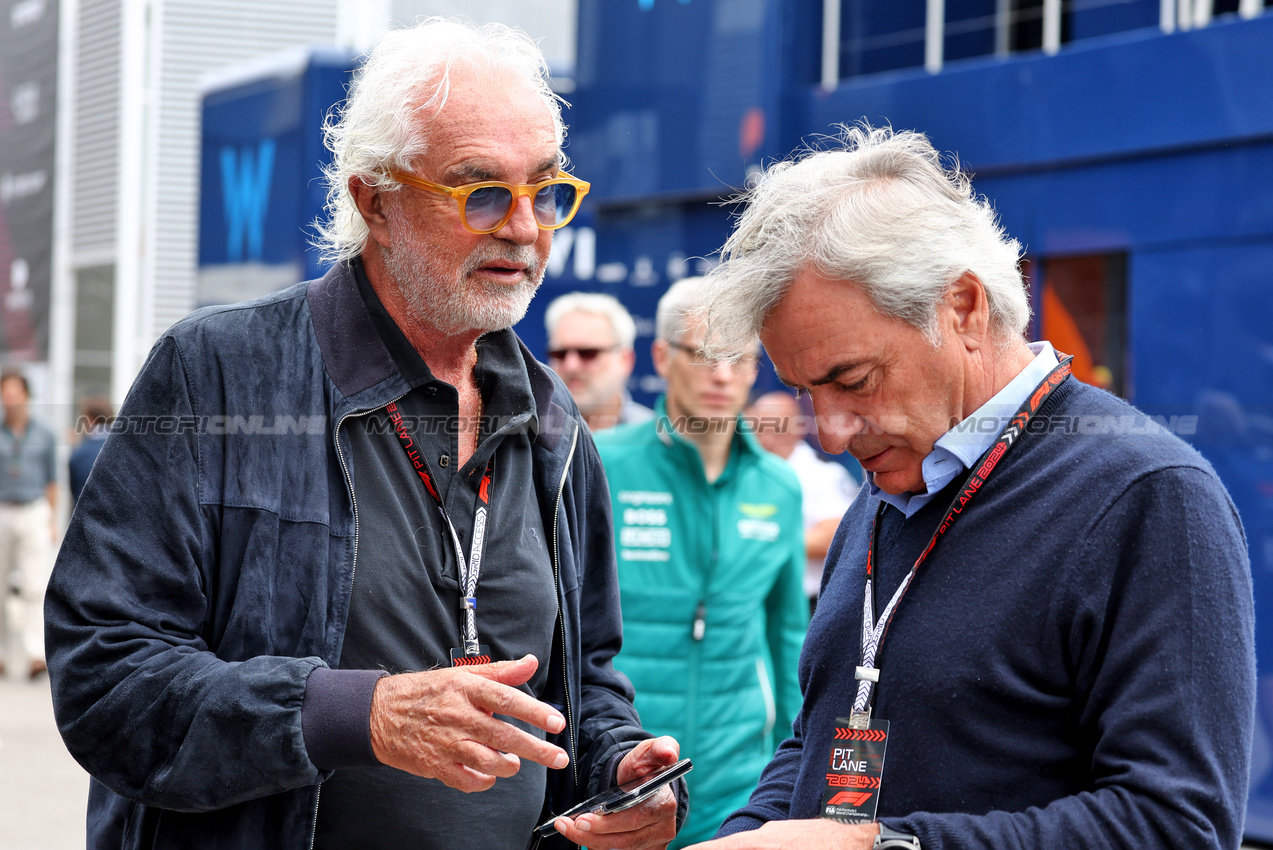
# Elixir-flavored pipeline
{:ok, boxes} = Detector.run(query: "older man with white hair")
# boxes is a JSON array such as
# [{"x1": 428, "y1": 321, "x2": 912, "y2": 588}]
[
  {"x1": 545, "y1": 291, "x2": 654, "y2": 431},
  {"x1": 46, "y1": 18, "x2": 683, "y2": 850},
  {"x1": 690, "y1": 125, "x2": 1254, "y2": 850}
]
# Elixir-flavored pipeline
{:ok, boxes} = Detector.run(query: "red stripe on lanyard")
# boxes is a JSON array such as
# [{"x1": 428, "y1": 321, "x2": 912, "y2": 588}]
[
  {"x1": 385, "y1": 400, "x2": 495, "y2": 657},
  {"x1": 386, "y1": 401, "x2": 441, "y2": 501},
  {"x1": 853, "y1": 357, "x2": 1072, "y2": 717}
]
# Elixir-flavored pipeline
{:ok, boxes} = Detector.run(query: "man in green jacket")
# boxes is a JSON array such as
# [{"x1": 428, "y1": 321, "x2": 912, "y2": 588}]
[{"x1": 594, "y1": 276, "x2": 808, "y2": 847}]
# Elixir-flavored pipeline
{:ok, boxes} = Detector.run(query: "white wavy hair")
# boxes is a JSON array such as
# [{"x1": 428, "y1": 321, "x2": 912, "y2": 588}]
[
  {"x1": 313, "y1": 17, "x2": 566, "y2": 264},
  {"x1": 656, "y1": 276, "x2": 720, "y2": 343},
  {"x1": 545, "y1": 292, "x2": 639, "y2": 349},
  {"x1": 702, "y1": 123, "x2": 1030, "y2": 357}
]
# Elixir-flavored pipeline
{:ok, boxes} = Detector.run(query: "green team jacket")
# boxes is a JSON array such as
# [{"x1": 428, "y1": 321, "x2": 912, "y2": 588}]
[{"x1": 594, "y1": 399, "x2": 807, "y2": 847}]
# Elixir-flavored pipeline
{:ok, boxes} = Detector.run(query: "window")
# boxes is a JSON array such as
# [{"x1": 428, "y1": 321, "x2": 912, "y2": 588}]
[
  {"x1": 1031, "y1": 253, "x2": 1128, "y2": 397},
  {"x1": 832, "y1": 0, "x2": 1165, "y2": 81},
  {"x1": 74, "y1": 265, "x2": 114, "y2": 402},
  {"x1": 838, "y1": 0, "x2": 927, "y2": 77}
]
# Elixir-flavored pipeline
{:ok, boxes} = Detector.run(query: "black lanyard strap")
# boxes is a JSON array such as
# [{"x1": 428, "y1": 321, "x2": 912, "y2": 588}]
[
  {"x1": 851, "y1": 356, "x2": 1073, "y2": 723},
  {"x1": 386, "y1": 400, "x2": 495, "y2": 657}
]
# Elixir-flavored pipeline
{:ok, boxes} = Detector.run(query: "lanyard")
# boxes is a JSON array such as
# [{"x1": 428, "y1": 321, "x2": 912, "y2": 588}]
[
  {"x1": 851, "y1": 357, "x2": 1072, "y2": 725},
  {"x1": 386, "y1": 400, "x2": 495, "y2": 657}
]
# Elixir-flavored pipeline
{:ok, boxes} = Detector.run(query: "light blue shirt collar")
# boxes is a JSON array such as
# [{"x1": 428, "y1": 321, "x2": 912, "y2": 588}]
[{"x1": 870, "y1": 341, "x2": 1060, "y2": 518}]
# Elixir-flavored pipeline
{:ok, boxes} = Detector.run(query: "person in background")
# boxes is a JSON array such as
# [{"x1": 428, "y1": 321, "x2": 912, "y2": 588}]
[
  {"x1": 545, "y1": 291, "x2": 654, "y2": 431},
  {"x1": 45, "y1": 19, "x2": 683, "y2": 850},
  {"x1": 0, "y1": 369, "x2": 57, "y2": 680},
  {"x1": 594, "y1": 276, "x2": 807, "y2": 847},
  {"x1": 747, "y1": 390, "x2": 859, "y2": 612},
  {"x1": 690, "y1": 124, "x2": 1254, "y2": 850},
  {"x1": 68, "y1": 394, "x2": 113, "y2": 505}
]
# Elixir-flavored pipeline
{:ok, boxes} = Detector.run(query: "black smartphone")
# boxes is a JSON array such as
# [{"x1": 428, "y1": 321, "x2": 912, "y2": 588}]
[{"x1": 533, "y1": 757, "x2": 692, "y2": 838}]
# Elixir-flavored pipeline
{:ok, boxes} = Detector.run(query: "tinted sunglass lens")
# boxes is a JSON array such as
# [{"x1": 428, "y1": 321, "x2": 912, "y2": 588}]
[
  {"x1": 534, "y1": 183, "x2": 577, "y2": 227},
  {"x1": 465, "y1": 185, "x2": 514, "y2": 231},
  {"x1": 548, "y1": 348, "x2": 602, "y2": 362}
]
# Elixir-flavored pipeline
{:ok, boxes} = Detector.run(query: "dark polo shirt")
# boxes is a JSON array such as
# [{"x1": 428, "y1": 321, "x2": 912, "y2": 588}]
[{"x1": 312, "y1": 264, "x2": 557, "y2": 850}]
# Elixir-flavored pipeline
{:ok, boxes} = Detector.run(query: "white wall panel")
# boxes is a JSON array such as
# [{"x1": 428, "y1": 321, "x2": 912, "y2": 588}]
[
  {"x1": 69, "y1": 0, "x2": 121, "y2": 258},
  {"x1": 144, "y1": 0, "x2": 338, "y2": 345}
]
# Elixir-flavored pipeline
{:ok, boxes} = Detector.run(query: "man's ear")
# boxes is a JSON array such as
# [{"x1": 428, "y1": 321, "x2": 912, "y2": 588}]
[
  {"x1": 651, "y1": 340, "x2": 670, "y2": 379},
  {"x1": 350, "y1": 177, "x2": 392, "y2": 249},
  {"x1": 948, "y1": 271, "x2": 991, "y2": 351}
]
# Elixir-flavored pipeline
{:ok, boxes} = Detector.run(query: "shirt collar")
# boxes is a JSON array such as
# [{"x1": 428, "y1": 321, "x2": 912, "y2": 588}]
[{"x1": 870, "y1": 341, "x2": 1059, "y2": 517}]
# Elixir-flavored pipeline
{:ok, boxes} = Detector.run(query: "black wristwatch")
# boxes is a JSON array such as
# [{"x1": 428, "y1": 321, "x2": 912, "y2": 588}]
[{"x1": 873, "y1": 824, "x2": 921, "y2": 849}]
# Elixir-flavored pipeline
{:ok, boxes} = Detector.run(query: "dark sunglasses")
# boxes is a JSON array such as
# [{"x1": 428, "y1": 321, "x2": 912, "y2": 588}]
[{"x1": 547, "y1": 346, "x2": 618, "y2": 363}]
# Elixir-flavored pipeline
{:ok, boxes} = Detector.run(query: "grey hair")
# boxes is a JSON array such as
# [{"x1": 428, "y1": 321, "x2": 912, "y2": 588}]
[
  {"x1": 312, "y1": 17, "x2": 567, "y2": 264},
  {"x1": 703, "y1": 123, "x2": 1029, "y2": 357},
  {"x1": 657, "y1": 276, "x2": 735, "y2": 343},
  {"x1": 544, "y1": 292, "x2": 638, "y2": 349}
]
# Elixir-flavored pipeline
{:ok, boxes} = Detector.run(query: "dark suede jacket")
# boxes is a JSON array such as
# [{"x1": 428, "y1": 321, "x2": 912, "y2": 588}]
[{"x1": 46, "y1": 262, "x2": 649, "y2": 849}]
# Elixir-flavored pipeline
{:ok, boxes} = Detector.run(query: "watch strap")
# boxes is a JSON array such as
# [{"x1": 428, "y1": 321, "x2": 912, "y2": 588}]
[{"x1": 874, "y1": 824, "x2": 921, "y2": 849}]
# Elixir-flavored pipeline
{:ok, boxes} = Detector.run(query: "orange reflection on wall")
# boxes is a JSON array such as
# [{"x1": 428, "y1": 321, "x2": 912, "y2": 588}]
[{"x1": 1038, "y1": 254, "x2": 1126, "y2": 396}]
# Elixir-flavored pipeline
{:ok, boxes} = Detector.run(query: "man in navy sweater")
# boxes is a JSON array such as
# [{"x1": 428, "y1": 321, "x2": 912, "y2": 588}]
[{"x1": 690, "y1": 125, "x2": 1255, "y2": 850}]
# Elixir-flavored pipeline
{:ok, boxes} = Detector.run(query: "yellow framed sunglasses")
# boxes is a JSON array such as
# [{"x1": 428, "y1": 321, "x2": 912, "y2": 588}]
[{"x1": 388, "y1": 169, "x2": 591, "y2": 234}]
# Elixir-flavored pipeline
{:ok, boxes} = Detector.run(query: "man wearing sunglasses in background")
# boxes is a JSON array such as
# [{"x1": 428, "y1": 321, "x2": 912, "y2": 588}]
[
  {"x1": 46, "y1": 18, "x2": 683, "y2": 850},
  {"x1": 594, "y1": 276, "x2": 807, "y2": 847},
  {"x1": 545, "y1": 292, "x2": 654, "y2": 432}
]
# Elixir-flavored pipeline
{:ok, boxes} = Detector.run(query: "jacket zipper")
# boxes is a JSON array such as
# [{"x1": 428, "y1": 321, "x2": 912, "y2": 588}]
[
  {"x1": 686, "y1": 473, "x2": 723, "y2": 757},
  {"x1": 552, "y1": 423, "x2": 580, "y2": 795},
  {"x1": 309, "y1": 394, "x2": 409, "y2": 850}
]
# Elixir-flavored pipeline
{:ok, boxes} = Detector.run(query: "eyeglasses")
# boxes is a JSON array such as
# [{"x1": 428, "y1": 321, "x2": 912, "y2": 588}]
[
  {"x1": 388, "y1": 169, "x2": 591, "y2": 234},
  {"x1": 547, "y1": 345, "x2": 618, "y2": 363},
  {"x1": 666, "y1": 340, "x2": 758, "y2": 373}
]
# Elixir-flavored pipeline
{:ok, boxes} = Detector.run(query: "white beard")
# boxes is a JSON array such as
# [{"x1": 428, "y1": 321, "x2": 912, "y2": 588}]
[{"x1": 382, "y1": 215, "x2": 544, "y2": 336}]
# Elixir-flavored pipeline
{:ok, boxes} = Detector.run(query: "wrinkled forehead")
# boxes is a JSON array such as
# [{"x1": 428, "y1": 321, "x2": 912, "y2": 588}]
[{"x1": 398, "y1": 70, "x2": 561, "y2": 188}]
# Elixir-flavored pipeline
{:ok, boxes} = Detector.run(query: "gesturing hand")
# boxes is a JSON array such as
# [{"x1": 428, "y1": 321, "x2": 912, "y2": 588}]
[{"x1": 369, "y1": 654, "x2": 569, "y2": 792}]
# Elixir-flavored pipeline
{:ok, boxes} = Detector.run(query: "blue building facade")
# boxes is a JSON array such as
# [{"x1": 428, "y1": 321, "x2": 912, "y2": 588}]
[
  {"x1": 552, "y1": 0, "x2": 1273, "y2": 840},
  {"x1": 198, "y1": 49, "x2": 353, "y2": 307}
]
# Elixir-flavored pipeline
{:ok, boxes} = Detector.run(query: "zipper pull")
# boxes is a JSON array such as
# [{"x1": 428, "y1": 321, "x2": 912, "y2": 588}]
[{"x1": 692, "y1": 601, "x2": 706, "y2": 641}]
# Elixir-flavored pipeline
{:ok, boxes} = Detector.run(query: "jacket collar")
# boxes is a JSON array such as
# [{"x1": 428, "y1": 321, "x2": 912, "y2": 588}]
[{"x1": 305, "y1": 261, "x2": 400, "y2": 401}]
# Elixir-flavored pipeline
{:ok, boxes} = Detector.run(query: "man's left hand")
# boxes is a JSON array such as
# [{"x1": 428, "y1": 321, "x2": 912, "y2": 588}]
[
  {"x1": 550, "y1": 736, "x2": 682, "y2": 850},
  {"x1": 684, "y1": 819, "x2": 879, "y2": 849}
]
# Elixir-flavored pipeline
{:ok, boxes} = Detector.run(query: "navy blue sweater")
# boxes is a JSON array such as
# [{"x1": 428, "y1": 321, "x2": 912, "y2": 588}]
[{"x1": 718, "y1": 379, "x2": 1255, "y2": 849}]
